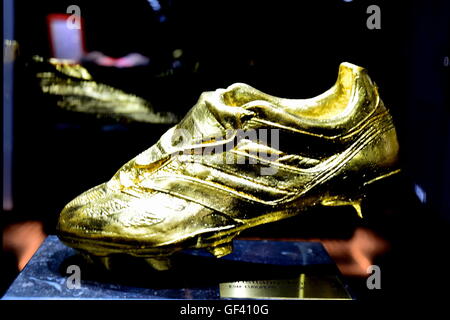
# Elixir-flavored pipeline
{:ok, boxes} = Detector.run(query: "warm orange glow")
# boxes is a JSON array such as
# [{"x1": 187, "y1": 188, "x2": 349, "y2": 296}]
[
  {"x1": 3, "y1": 221, "x2": 46, "y2": 271},
  {"x1": 320, "y1": 228, "x2": 390, "y2": 276},
  {"x1": 241, "y1": 227, "x2": 390, "y2": 277}
]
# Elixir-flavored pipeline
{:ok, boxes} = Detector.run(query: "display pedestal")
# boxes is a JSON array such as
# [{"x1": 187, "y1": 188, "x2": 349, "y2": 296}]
[{"x1": 2, "y1": 236, "x2": 353, "y2": 300}]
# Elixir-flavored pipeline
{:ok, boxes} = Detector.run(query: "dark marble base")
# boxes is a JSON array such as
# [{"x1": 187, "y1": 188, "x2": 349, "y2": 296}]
[{"x1": 2, "y1": 236, "x2": 353, "y2": 300}]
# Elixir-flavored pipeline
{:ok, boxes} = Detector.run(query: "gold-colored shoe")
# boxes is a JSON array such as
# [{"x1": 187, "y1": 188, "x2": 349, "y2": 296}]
[
  {"x1": 33, "y1": 56, "x2": 178, "y2": 124},
  {"x1": 57, "y1": 62, "x2": 400, "y2": 270}
]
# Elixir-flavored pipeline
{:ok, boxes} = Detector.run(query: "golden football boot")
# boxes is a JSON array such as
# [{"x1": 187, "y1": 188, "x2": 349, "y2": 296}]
[
  {"x1": 57, "y1": 62, "x2": 400, "y2": 270},
  {"x1": 32, "y1": 56, "x2": 178, "y2": 124}
]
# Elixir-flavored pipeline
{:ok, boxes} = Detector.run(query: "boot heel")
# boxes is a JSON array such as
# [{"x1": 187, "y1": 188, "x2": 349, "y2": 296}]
[
  {"x1": 321, "y1": 168, "x2": 402, "y2": 218},
  {"x1": 321, "y1": 197, "x2": 364, "y2": 218}
]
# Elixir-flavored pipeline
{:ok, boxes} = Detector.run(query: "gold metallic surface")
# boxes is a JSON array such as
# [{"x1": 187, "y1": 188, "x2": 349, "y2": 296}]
[
  {"x1": 57, "y1": 62, "x2": 400, "y2": 265},
  {"x1": 219, "y1": 275, "x2": 352, "y2": 300},
  {"x1": 34, "y1": 56, "x2": 178, "y2": 124}
]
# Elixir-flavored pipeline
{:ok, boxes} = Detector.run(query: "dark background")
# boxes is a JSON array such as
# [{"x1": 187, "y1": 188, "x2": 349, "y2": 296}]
[{"x1": 2, "y1": 0, "x2": 450, "y2": 302}]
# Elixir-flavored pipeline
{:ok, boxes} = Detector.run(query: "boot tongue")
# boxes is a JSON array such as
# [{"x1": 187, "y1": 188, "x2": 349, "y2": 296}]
[{"x1": 133, "y1": 89, "x2": 254, "y2": 167}]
